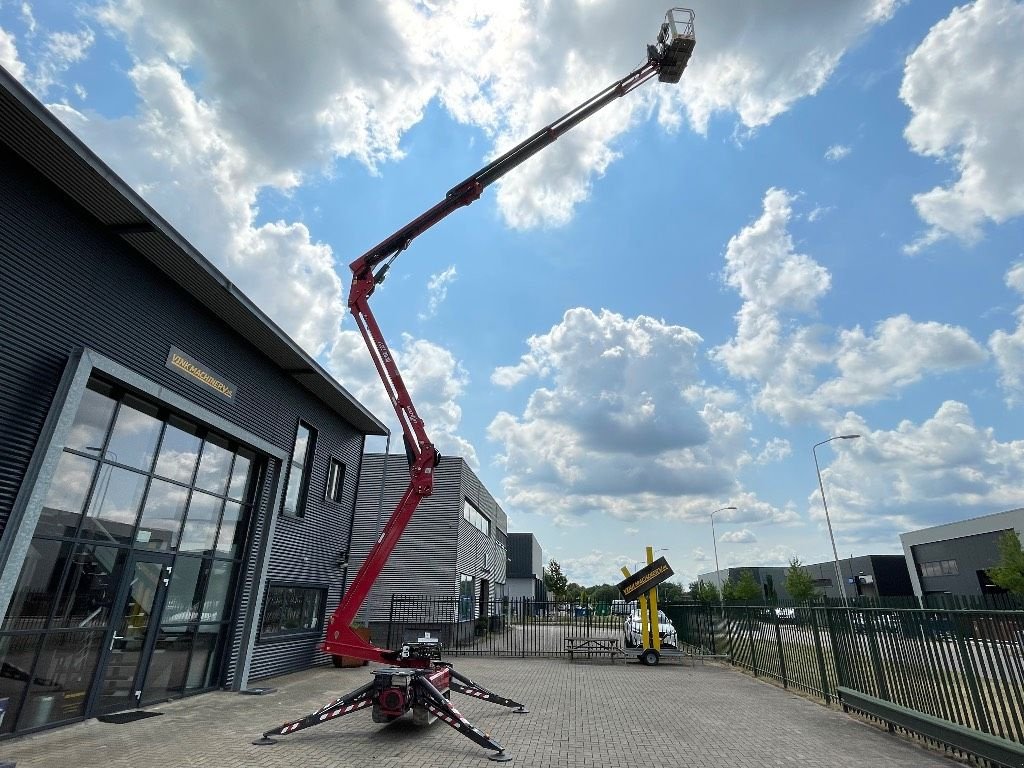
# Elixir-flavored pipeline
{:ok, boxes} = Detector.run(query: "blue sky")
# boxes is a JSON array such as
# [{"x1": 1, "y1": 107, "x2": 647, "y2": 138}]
[{"x1": 3, "y1": 1, "x2": 1023, "y2": 587}]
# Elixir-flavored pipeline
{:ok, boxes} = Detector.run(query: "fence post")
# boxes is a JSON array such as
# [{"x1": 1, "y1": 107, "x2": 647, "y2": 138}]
[
  {"x1": 747, "y1": 605, "x2": 758, "y2": 677},
  {"x1": 773, "y1": 608, "x2": 787, "y2": 689},
  {"x1": 949, "y1": 610, "x2": 990, "y2": 733},
  {"x1": 863, "y1": 611, "x2": 890, "y2": 702},
  {"x1": 809, "y1": 607, "x2": 831, "y2": 704}
]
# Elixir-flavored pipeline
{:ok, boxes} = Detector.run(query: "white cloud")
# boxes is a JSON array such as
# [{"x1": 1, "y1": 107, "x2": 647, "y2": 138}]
[
  {"x1": 420, "y1": 265, "x2": 457, "y2": 320},
  {"x1": 807, "y1": 205, "x2": 833, "y2": 222},
  {"x1": 0, "y1": 26, "x2": 27, "y2": 79},
  {"x1": 824, "y1": 144, "x2": 850, "y2": 162},
  {"x1": 559, "y1": 550, "x2": 632, "y2": 585},
  {"x1": 990, "y1": 262, "x2": 1024, "y2": 405},
  {"x1": 624, "y1": 527, "x2": 640, "y2": 536},
  {"x1": 328, "y1": 330, "x2": 478, "y2": 467},
  {"x1": 901, "y1": 0, "x2": 1024, "y2": 250},
  {"x1": 488, "y1": 307, "x2": 793, "y2": 525},
  {"x1": 755, "y1": 438, "x2": 791, "y2": 464},
  {"x1": 720, "y1": 529, "x2": 757, "y2": 544},
  {"x1": 807, "y1": 402, "x2": 1024, "y2": 550},
  {"x1": 712, "y1": 188, "x2": 987, "y2": 424}
]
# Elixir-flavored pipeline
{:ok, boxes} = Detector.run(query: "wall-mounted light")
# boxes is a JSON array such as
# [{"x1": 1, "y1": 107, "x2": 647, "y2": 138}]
[{"x1": 335, "y1": 551, "x2": 349, "y2": 570}]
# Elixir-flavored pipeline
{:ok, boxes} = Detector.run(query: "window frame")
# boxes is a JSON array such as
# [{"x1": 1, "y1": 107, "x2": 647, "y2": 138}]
[
  {"x1": 281, "y1": 420, "x2": 318, "y2": 518},
  {"x1": 462, "y1": 498, "x2": 491, "y2": 537},
  {"x1": 325, "y1": 457, "x2": 346, "y2": 504},
  {"x1": 257, "y1": 581, "x2": 328, "y2": 643}
]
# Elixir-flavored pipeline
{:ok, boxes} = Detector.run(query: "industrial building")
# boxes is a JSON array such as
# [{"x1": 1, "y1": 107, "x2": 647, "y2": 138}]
[
  {"x1": 0, "y1": 67, "x2": 387, "y2": 736},
  {"x1": 350, "y1": 454, "x2": 507, "y2": 645},
  {"x1": 698, "y1": 554, "x2": 914, "y2": 602},
  {"x1": 900, "y1": 508, "x2": 1024, "y2": 599},
  {"x1": 505, "y1": 532, "x2": 547, "y2": 601}
]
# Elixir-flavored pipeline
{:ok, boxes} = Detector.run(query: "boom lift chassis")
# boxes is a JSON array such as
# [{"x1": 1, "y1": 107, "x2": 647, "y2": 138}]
[{"x1": 256, "y1": 8, "x2": 695, "y2": 761}]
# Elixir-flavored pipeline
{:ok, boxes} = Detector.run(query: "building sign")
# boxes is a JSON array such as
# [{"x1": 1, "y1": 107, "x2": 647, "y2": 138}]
[
  {"x1": 165, "y1": 346, "x2": 237, "y2": 401},
  {"x1": 616, "y1": 556, "x2": 674, "y2": 601}
]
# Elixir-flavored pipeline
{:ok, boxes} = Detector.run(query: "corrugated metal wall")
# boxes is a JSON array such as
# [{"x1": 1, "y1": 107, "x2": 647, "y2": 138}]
[
  {"x1": 0, "y1": 144, "x2": 368, "y2": 682},
  {"x1": 351, "y1": 455, "x2": 508, "y2": 623}
]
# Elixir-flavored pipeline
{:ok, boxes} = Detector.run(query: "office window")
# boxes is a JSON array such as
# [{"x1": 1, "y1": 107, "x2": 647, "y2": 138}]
[
  {"x1": 260, "y1": 584, "x2": 326, "y2": 639},
  {"x1": 920, "y1": 559, "x2": 959, "y2": 578},
  {"x1": 325, "y1": 458, "x2": 346, "y2": 503},
  {"x1": 811, "y1": 578, "x2": 833, "y2": 587},
  {"x1": 282, "y1": 422, "x2": 317, "y2": 517},
  {"x1": 462, "y1": 499, "x2": 490, "y2": 536},
  {"x1": 458, "y1": 574, "x2": 474, "y2": 620}
]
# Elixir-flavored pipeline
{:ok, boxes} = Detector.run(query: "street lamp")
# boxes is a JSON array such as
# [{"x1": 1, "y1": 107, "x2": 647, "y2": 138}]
[
  {"x1": 709, "y1": 506, "x2": 737, "y2": 601},
  {"x1": 813, "y1": 434, "x2": 860, "y2": 608}
]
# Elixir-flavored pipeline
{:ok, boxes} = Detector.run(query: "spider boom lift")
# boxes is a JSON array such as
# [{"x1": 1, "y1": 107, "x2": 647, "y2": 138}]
[{"x1": 255, "y1": 8, "x2": 695, "y2": 761}]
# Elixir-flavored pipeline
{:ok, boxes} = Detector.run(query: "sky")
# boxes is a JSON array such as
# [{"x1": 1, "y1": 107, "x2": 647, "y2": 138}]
[{"x1": 2, "y1": 1, "x2": 1023, "y2": 589}]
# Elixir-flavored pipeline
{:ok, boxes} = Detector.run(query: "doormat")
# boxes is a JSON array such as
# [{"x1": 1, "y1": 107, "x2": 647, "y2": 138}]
[{"x1": 97, "y1": 711, "x2": 164, "y2": 724}]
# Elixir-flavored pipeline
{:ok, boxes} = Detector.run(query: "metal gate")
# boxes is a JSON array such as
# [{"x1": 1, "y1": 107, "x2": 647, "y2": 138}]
[{"x1": 386, "y1": 596, "x2": 632, "y2": 656}]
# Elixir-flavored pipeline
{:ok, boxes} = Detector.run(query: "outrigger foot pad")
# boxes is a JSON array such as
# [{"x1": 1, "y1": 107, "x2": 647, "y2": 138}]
[
  {"x1": 252, "y1": 736, "x2": 278, "y2": 745},
  {"x1": 488, "y1": 750, "x2": 513, "y2": 762},
  {"x1": 513, "y1": 705, "x2": 528, "y2": 714}
]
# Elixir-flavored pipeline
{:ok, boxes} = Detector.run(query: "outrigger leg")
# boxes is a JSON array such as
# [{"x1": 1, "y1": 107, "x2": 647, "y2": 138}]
[
  {"x1": 253, "y1": 680, "x2": 375, "y2": 745},
  {"x1": 449, "y1": 667, "x2": 529, "y2": 713},
  {"x1": 416, "y1": 674, "x2": 513, "y2": 762}
]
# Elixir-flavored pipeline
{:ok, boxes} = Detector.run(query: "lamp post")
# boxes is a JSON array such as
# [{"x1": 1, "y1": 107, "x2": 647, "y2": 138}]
[
  {"x1": 710, "y1": 506, "x2": 736, "y2": 603},
  {"x1": 813, "y1": 434, "x2": 860, "y2": 608}
]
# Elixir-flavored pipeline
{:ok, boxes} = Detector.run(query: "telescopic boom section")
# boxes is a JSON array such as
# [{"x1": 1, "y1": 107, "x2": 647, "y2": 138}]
[{"x1": 323, "y1": 9, "x2": 695, "y2": 665}]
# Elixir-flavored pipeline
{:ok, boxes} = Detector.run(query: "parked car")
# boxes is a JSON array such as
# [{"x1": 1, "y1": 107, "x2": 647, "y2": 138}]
[
  {"x1": 623, "y1": 610, "x2": 678, "y2": 649},
  {"x1": 773, "y1": 606, "x2": 796, "y2": 623}
]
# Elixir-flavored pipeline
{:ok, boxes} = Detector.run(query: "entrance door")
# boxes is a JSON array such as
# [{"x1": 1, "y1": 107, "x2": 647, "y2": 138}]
[{"x1": 92, "y1": 553, "x2": 172, "y2": 714}]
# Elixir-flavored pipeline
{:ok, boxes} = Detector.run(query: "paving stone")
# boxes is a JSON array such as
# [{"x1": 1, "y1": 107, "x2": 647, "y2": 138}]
[{"x1": 0, "y1": 658, "x2": 958, "y2": 767}]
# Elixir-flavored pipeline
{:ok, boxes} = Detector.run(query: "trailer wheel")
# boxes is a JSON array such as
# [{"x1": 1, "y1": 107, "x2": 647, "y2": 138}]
[{"x1": 640, "y1": 649, "x2": 660, "y2": 666}]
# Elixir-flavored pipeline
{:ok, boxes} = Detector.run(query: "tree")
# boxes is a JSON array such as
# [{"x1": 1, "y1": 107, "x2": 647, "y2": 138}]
[
  {"x1": 988, "y1": 532, "x2": 1024, "y2": 595},
  {"x1": 785, "y1": 557, "x2": 818, "y2": 603},
  {"x1": 723, "y1": 569, "x2": 761, "y2": 602},
  {"x1": 658, "y1": 581, "x2": 686, "y2": 603},
  {"x1": 591, "y1": 583, "x2": 620, "y2": 604},
  {"x1": 544, "y1": 559, "x2": 568, "y2": 600},
  {"x1": 688, "y1": 579, "x2": 720, "y2": 604}
]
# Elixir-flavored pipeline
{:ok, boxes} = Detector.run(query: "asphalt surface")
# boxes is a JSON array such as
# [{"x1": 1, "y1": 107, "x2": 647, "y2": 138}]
[{"x1": 0, "y1": 656, "x2": 961, "y2": 768}]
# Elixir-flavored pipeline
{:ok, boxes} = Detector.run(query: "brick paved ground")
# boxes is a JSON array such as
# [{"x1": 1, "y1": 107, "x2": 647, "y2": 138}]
[{"x1": 0, "y1": 657, "x2": 958, "y2": 768}]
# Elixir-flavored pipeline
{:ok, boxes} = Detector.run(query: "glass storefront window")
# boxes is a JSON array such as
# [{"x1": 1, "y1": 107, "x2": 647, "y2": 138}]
[
  {"x1": 227, "y1": 449, "x2": 253, "y2": 500},
  {"x1": 0, "y1": 634, "x2": 40, "y2": 734},
  {"x1": 50, "y1": 544, "x2": 126, "y2": 629},
  {"x1": 153, "y1": 416, "x2": 202, "y2": 484},
  {"x1": 22, "y1": 630, "x2": 104, "y2": 728},
  {"x1": 259, "y1": 585, "x2": 325, "y2": 639},
  {"x1": 81, "y1": 466, "x2": 148, "y2": 545},
  {"x1": 104, "y1": 395, "x2": 163, "y2": 472},
  {"x1": 215, "y1": 501, "x2": 245, "y2": 558},
  {"x1": 1, "y1": 539, "x2": 72, "y2": 632},
  {"x1": 202, "y1": 561, "x2": 236, "y2": 623},
  {"x1": 141, "y1": 625, "x2": 191, "y2": 702},
  {"x1": 135, "y1": 479, "x2": 189, "y2": 551},
  {"x1": 186, "y1": 625, "x2": 222, "y2": 690},
  {"x1": 194, "y1": 434, "x2": 232, "y2": 495},
  {"x1": 162, "y1": 556, "x2": 203, "y2": 624},
  {"x1": 35, "y1": 453, "x2": 98, "y2": 539},
  {"x1": 178, "y1": 491, "x2": 222, "y2": 554},
  {"x1": 64, "y1": 381, "x2": 117, "y2": 454}
]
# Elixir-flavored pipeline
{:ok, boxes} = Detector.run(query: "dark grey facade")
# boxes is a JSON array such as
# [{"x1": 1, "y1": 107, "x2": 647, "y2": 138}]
[
  {"x1": 900, "y1": 508, "x2": 1024, "y2": 598},
  {"x1": 506, "y1": 532, "x2": 546, "y2": 600},
  {"x1": 698, "y1": 554, "x2": 913, "y2": 602},
  {"x1": 0, "y1": 68, "x2": 386, "y2": 736},
  {"x1": 350, "y1": 454, "x2": 507, "y2": 644}
]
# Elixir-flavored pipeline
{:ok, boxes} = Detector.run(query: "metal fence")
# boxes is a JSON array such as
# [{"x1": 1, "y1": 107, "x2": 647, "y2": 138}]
[
  {"x1": 385, "y1": 596, "x2": 1024, "y2": 764},
  {"x1": 386, "y1": 596, "x2": 629, "y2": 656},
  {"x1": 667, "y1": 603, "x2": 1024, "y2": 753}
]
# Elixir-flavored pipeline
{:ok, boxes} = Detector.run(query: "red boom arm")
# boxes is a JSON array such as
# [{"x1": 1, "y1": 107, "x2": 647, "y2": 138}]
[{"x1": 322, "y1": 12, "x2": 695, "y2": 665}]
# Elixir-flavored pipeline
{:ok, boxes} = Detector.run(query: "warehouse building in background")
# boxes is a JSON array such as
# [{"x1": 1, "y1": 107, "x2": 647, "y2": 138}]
[
  {"x1": 698, "y1": 554, "x2": 914, "y2": 602},
  {"x1": 506, "y1": 532, "x2": 547, "y2": 601},
  {"x1": 0, "y1": 68, "x2": 387, "y2": 737},
  {"x1": 900, "y1": 508, "x2": 1024, "y2": 599},
  {"x1": 351, "y1": 454, "x2": 507, "y2": 646}
]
